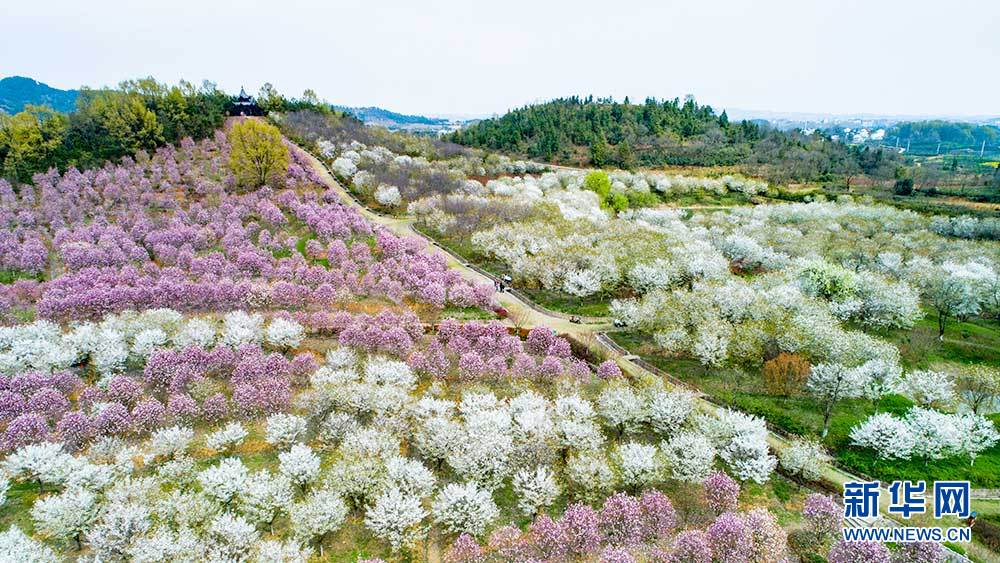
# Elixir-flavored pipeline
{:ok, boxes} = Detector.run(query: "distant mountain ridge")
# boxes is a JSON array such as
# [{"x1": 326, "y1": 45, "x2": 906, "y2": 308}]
[
  {"x1": 333, "y1": 105, "x2": 449, "y2": 127},
  {"x1": 0, "y1": 76, "x2": 79, "y2": 114}
]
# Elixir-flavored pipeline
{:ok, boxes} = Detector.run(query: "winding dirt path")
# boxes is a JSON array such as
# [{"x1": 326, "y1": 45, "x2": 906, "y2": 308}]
[
  {"x1": 294, "y1": 144, "x2": 595, "y2": 335},
  {"x1": 292, "y1": 141, "x2": 973, "y2": 558}
]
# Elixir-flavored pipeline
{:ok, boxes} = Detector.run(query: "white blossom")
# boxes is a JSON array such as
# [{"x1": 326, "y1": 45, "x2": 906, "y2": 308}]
[
  {"x1": 431, "y1": 482, "x2": 499, "y2": 537},
  {"x1": 207, "y1": 512, "x2": 259, "y2": 560},
  {"x1": 265, "y1": 318, "x2": 305, "y2": 350},
  {"x1": 220, "y1": 311, "x2": 264, "y2": 348},
  {"x1": 597, "y1": 385, "x2": 646, "y2": 435},
  {"x1": 364, "y1": 487, "x2": 427, "y2": 552},
  {"x1": 0, "y1": 526, "x2": 58, "y2": 562},
  {"x1": 2, "y1": 442, "x2": 77, "y2": 491},
  {"x1": 172, "y1": 317, "x2": 217, "y2": 349},
  {"x1": 128, "y1": 528, "x2": 200, "y2": 563},
  {"x1": 265, "y1": 413, "x2": 309, "y2": 449},
  {"x1": 661, "y1": 431, "x2": 716, "y2": 483},
  {"x1": 511, "y1": 466, "x2": 560, "y2": 516},
  {"x1": 86, "y1": 502, "x2": 151, "y2": 560},
  {"x1": 198, "y1": 457, "x2": 249, "y2": 505},
  {"x1": 289, "y1": 489, "x2": 348, "y2": 552},
  {"x1": 131, "y1": 328, "x2": 168, "y2": 360},
  {"x1": 279, "y1": 444, "x2": 321, "y2": 488},
  {"x1": 850, "y1": 412, "x2": 916, "y2": 460},
  {"x1": 331, "y1": 157, "x2": 358, "y2": 178},
  {"x1": 778, "y1": 439, "x2": 830, "y2": 481},
  {"x1": 206, "y1": 422, "x2": 249, "y2": 453},
  {"x1": 147, "y1": 425, "x2": 194, "y2": 460},
  {"x1": 614, "y1": 442, "x2": 662, "y2": 489},
  {"x1": 239, "y1": 471, "x2": 294, "y2": 528},
  {"x1": 374, "y1": 184, "x2": 403, "y2": 207},
  {"x1": 565, "y1": 450, "x2": 616, "y2": 500},
  {"x1": 31, "y1": 486, "x2": 98, "y2": 547},
  {"x1": 900, "y1": 370, "x2": 956, "y2": 407},
  {"x1": 646, "y1": 389, "x2": 697, "y2": 436},
  {"x1": 252, "y1": 539, "x2": 312, "y2": 563},
  {"x1": 384, "y1": 456, "x2": 436, "y2": 498}
]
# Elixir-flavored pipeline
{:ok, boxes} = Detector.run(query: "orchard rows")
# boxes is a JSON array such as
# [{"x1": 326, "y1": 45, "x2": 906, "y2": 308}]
[{"x1": 0, "y1": 116, "x2": 963, "y2": 563}]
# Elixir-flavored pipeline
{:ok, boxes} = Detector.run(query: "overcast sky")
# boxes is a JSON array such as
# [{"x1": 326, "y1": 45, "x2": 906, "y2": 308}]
[{"x1": 4, "y1": 0, "x2": 998, "y2": 118}]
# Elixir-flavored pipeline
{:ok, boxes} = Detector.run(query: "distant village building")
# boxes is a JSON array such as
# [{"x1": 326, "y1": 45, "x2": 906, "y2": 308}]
[{"x1": 228, "y1": 87, "x2": 264, "y2": 116}]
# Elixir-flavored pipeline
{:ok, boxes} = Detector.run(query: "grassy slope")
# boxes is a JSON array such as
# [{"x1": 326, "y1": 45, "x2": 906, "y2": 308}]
[{"x1": 611, "y1": 308, "x2": 1000, "y2": 487}]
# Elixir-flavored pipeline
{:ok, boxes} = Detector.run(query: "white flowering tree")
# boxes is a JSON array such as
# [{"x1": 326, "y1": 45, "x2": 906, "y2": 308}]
[
  {"x1": 850, "y1": 412, "x2": 916, "y2": 460},
  {"x1": 147, "y1": 426, "x2": 195, "y2": 461},
  {"x1": 31, "y1": 486, "x2": 99, "y2": 549},
  {"x1": 900, "y1": 370, "x2": 955, "y2": 408},
  {"x1": 364, "y1": 487, "x2": 427, "y2": 552},
  {"x1": 431, "y1": 482, "x2": 499, "y2": 537},
  {"x1": 645, "y1": 389, "x2": 696, "y2": 436},
  {"x1": 854, "y1": 358, "x2": 903, "y2": 408},
  {"x1": 2, "y1": 442, "x2": 78, "y2": 493},
  {"x1": 806, "y1": 363, "x2": 865, "y2": 437},
  {"x1": 0, "y1": 526, "x2": 57, "y2": 562},
  {"x1": 778, "y1": 439, "x2": 830, "y2": 481},
  {"x1": 511, "y1": 466, "x2": 560, "y2": 516},
  {"x1": 265, "y1": 318, "x2": 305, "y2": 350},
  {"x1": 279, "y1": 444, "x2": 321, "y2": 491},
  {"x1": 206, "y1": 422, "x2": 249, "y2": 454},
  {"x1": 198, "y1": 457, "x2": 249, "y2": 506},
  {"x1": 289, "y1": 489, "x2": 348, "y2": 557},
  {"x1": 661, "y1": 431, "x2": 716, "y2": 483},
  {"x1": 239, "y1": 471, "x2": 294, "y2": 532},
  {"x1": 614, "y1": 442, "x2": 661, "y2": 491},
  {"x1": 597, "y1": 385, "x2": 646, "y2": 436},
  {"x1": 850, "y1": 408, "x2": 999, "y2": 464},
  {"x1": 207, "y1": 512, "x2": 259, "y2": 561},
  {"x1": 565, "y1": 450, "x2": 616, "y2": 501},
  {"x1": 700, "y1": 409, "x2": 777, "y2": 483},
  {"x1": 374, "y1": 184, "x2": 403, "y2": 207},
  {"x1": 384, "y1": 456, "x2": 436, "y2": 499},
  {"x1": 86, "y1": 503, "x2": 151, "y2": 560},
  {"x1": 265, "y1": 413, "x2": 309, "y2": 449},
  {"x1": 172, "y1": 317, "x2": 217, "y2": 349},
  {"x1": 220, "y1": 311, "x2": 264, "y2": 348}
]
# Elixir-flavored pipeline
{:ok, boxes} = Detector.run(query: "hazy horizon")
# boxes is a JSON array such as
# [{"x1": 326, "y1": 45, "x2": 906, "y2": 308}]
[{"x1": 4, "y1": 0, "x2": 998, "y2": 119}]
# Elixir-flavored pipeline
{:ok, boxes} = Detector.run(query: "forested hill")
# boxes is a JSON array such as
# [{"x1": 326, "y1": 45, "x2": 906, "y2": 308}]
[
  {"x1": 334, "y1": 106, "x2": 448, "y2": 126},
  {"x1": 0, "y1": 76, "x2": 79, "y2": 114},
  {"x1": 449, "y1": 96, "x2": 901, "y2": 183}
]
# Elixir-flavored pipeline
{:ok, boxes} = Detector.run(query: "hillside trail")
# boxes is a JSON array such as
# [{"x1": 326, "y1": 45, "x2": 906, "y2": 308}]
[
  {"x1": 291, "y1": 140, "x2": 972, "y2": 556},
  {"x1": 294, "y1": 144, "x2": 594, "y2": 336}
]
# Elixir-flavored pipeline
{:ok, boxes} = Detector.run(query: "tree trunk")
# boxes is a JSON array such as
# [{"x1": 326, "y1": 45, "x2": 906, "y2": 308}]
[{"x1": 821, "y1": 401, "x2": 833, "y2": 437}]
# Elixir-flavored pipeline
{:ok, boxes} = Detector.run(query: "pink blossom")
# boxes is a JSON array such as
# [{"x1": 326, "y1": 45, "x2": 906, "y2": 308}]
[
  {"x1": 528, "y1": 514, "x2": 568, "y2": 561},
  {"x1": 597, "y1": 360, "x2": 623, "y2": 380},
  {"x1": 131, "y1": 399, "x2": 167, "y2": 435},
  {"x1": 638, "y1": 490, "x2": 676, "y2": 541},
  {"x1": 704, "y1": 470, "x2": 740, "y2": 514},
  {"x1": 827, "y1": 540, "x2": 890, "y2": 563},
  {"x1": 668, "y1": 530, "x2": 712, "y2": 563},
  {"x1": 561, "y1": 503, "x2": 601, "y2": 556},
  {"x1": 200, "y1": 393, "x2": 229, "y2": 422},
  {"x1": 94, "y1": 403, "x2": 131, "y2": 436},
  {"x1": 802, "y1": 493, "x2": 842, "y2": 538},
  {"x1": 705, "y1": 512, "x2": 752, "y2": 563},
  {"x1": 599, "y1": 493, "x2": 643, "y2": 547},
  {"x1": 3, "y1": 413, "x2": 49, "y2": 450},
  {"x1": 55, "y1": 411, "x2": 94, "y2": 451},
  {"x1": 444, "y1": 533, "x2": 485, "y2": 563}
]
